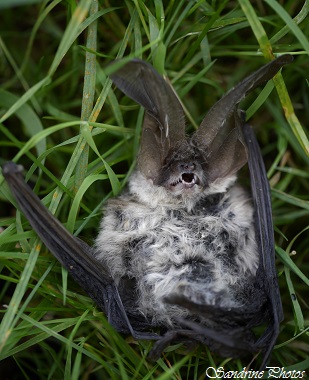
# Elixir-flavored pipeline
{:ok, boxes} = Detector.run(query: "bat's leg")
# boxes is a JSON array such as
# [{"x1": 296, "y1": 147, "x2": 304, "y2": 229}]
[
  {"x1": 148, "y1": 329, "x2": 200, "y2": 361},
  {"x1": 111, "y1": 285, "x2": 159, "y2": 340},
  {"x1": 149, "y1": 321, "x2": 257, "y2": 361}
]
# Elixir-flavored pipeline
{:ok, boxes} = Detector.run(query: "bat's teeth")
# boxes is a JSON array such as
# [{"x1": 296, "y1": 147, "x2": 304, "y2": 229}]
[
  {"x1": 171, "y1": 179, "x2": 182, "y2": 186},
  {"x1": 170, "y1": 174, "x2": 199, "y2": 189},
  {"x1": 181, "y1": 173, "x2": 195, "y2": 184}
]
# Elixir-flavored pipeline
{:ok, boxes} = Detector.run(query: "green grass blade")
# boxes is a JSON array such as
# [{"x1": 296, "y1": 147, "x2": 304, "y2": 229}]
[
  {"x1": 0, "y1": 90, "x2": 46, "y2": 159},
  {"x1": 238, "y1": 0, "x2": 309, "y2": 156},
  {"x1": 67, "y1": 174, "x2": 108, "y2": 233},
  {"x1": 0, "y1": 243, "x2": 41, "y2": 353},
  {"x1": 81, "y1": 123, "x2": 120, "y2": 195},
  {"x1": 48, "y1": 0, "x2": 91, "y2": 76},
  {"x1": 0, "y1": 77, "x2": 51, "y2": 124},
  {"x1": 284, "y1": 266, "x2": 305, "y2": 331},
  {"x1": 269, "y1": 0, "x2": 309, "y2": 45},
  {"x1": 74, "y1": 0, "x2": 98, "y2": 193},
  {"x1": 265, "y1": 0, "x2": 309, "y2": 54},
  {"x1": 276, "y1": 247, "x2": 309, "y2": 286}
]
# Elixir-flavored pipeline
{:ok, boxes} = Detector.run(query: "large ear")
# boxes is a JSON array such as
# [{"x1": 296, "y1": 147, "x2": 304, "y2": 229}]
[
  {"x1": 193, "y1": 54, "x2": 293, "y2": 182},
  {"x1": 110, "y1": 59, "x2": 186, "y2": 182}
]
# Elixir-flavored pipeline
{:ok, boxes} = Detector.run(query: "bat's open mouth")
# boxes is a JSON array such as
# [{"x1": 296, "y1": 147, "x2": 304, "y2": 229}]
[{"x1": 170, "y1": 173, "x2": 200, "y2": 189}]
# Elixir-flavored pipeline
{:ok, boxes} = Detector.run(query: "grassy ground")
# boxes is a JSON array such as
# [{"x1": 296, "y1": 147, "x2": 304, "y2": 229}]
[{"x1": 0, "y1": 0, "x2": 308, "y2": 379}]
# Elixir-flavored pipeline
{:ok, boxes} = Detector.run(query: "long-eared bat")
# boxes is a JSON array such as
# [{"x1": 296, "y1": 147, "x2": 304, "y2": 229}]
[{"x1": 3, "y1": 54, "x2": 293, "y2": 368}]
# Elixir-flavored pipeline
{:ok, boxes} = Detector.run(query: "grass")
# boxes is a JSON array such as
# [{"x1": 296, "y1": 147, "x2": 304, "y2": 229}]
[{"x1": 0, "y1": 0, "x2": 308, "y2": 378}]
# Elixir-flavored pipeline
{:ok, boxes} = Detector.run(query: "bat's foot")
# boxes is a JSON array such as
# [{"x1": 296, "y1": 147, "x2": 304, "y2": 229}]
[{"x1": 147, "y1": 329, "x2": 200, "y2": 361}]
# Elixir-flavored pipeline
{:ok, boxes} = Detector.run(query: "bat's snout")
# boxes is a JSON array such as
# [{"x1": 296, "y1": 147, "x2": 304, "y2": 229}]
[{"x1": 179, "y1": 162, "x2": 196, "y2": 172}]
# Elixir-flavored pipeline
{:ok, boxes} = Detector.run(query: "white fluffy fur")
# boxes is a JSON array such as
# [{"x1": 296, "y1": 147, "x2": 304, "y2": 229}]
[{"x1": 95, "y1": 171, "x2": 258, "y2": 327}]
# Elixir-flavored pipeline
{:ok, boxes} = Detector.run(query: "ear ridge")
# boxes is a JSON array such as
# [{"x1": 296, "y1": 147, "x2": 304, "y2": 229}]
[
  {"x1": 110, "y1": 59, "x2": 186, "y2": 143},
  {"x1": 137, "y1": 114, "x2": 167, "y2": 182},
  {"x1": 206, "y1": 112, "x2": 247, "y2": 182}
]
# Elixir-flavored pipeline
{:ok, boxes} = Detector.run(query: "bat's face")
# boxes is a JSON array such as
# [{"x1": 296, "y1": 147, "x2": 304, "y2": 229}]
[{"x1": 156, "y1": 142, "x2": 206, "y2": 196}]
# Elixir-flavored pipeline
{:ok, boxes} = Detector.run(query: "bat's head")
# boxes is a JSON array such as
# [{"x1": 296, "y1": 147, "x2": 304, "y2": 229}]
[
  {"x1": 110, "y1": 55, "x2": 292, "y2": 199},
  {"x1": 155, "y1": 141, "x2": 205, "y2": 196}
]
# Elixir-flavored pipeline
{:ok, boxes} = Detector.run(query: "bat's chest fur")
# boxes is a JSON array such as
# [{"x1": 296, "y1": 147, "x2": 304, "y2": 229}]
[{"x1": 95, "y1": 173, "x2": 259, "y2": 327}]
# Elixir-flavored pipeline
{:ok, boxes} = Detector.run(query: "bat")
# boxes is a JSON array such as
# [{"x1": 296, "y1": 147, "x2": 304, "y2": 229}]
[{"x1": 3, "y1": 54, "x2": 293, "y2": 368}]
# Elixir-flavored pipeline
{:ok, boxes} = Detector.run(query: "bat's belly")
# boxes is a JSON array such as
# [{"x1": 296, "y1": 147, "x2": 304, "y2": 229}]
[
  {"x1": 96, "y1": 184, "x2": 259, "y2": 327},
  {"x1": 128, "y1": 210, "x2": 258, "y2": 326}
]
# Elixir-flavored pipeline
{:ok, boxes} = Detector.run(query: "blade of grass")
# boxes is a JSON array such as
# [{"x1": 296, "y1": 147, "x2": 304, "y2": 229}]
[
  {"x1": 48, "y1": 0, "x2": 91, "y2": 76},
  {"x1": 148, "y1": 6, "x2": 166, "y2": 73},
  {"x1": 285, "y1": 264, "x2": 305, "y2": 331},
  {"x1": 272, "y1": 188, "x2": 309, "y2": 213},
  {"x1": 67, "y1": 174, "x2": 108, "y2": 233},
  {"x1": 19, "y1": 0, "x2": 62, "y2": 80},
  {"x1": 0, "y1": 261, "x2": 55, "y2": 355},
  {"x1": 0, "y1": 242, "x2": 41, "y2": 353},
  {"x1": 156, "y1": 355, "x2": 190, "y2": 380},
  {"x1": 81, "y1": 123, "x2": 120, "y2": 195},
  {"x1": 265, "y1": 0, "x2": 309, "y2": 55},
  {"x1": 182, "y1": 0, "x2": 228, "y2": 66},
  {"x1": 246, "y1": 80, "x2": 274, "y2": 119},
  {"x1": 74, "y1": 0, "x2": 98, "y2": 194},
  {"x1": 64, "y1": 310, "x2": 89, "y2": 380},
  {"x1": 269, "y1": 0, "x2": 309, "y2": 45},
  {"x1": 12, "y1": 121, "x2": 82, "y2": 162},
  {"x1": 71, "y1": 338, "x2": 86, "y2": 380},
  {"x1": 0, "y1": 90, "x2": 46, "y2": 159},
  {"x1": 0, "y1": 77, "x2": 51, "y2": 124},
  {"x1": 276, "y1": 247, "x2": 309, "y2": 286},
  {"x1": 0, "y1": 36, "x2": 42, "y2": 113},
  {"x1": 238, "y1": 0, "x2": 309, "y2": 156},
  {"x1": 10, "y1": 314, "x2": 105, "y2": 364}
]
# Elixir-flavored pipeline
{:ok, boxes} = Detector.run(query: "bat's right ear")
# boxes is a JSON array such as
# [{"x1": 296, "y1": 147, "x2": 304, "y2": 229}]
[
  {"x1": 137, "y1": 113, "x2": 165, "y2": 182},
  {"x1": 193, "y1": 54, "x2": 293, "y2": 183},
  {"x1": 109, "y1": 59, "x2": 186, "y2": 183}
]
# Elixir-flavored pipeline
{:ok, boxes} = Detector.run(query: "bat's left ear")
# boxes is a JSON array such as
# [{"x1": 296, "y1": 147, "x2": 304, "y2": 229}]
[
  {"x1": 109, "y1": 59, "x2": 187, "y2": 184},
  {"x1": 193, "y1": 54, "x2": 293, "y2": 183}
]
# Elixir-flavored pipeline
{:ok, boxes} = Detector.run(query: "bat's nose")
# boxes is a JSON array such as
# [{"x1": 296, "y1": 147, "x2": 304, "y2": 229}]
[{"x1": 180, "y1": 163, "x2": 196, "y2": 172}]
